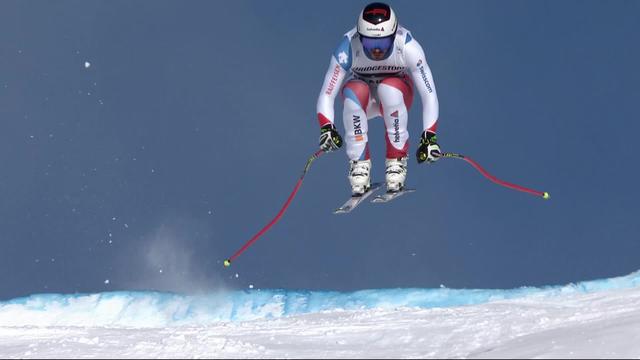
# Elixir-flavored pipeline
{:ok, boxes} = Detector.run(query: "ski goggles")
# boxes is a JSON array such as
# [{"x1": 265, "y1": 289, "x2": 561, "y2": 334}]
[{"x1": 360, "y1": 35, "x2": 394, "y2": 60}]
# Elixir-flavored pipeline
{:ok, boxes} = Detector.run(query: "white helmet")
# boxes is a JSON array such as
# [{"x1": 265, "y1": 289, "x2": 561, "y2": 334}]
[
  {"x1": 357, "y1": 3, "x2": 398, "y2": 60},
  {"x1": 357, "y1": 2, "x2": 398, "y2": 38}
]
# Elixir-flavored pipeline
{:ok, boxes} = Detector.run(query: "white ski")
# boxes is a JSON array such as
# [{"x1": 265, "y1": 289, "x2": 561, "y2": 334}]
[
  {"x1": 371, "y1": 188, "x2": 416, "y2": 203},
  {"x1": 333, "y1": 182, "x2": 384, "y2": 214}
]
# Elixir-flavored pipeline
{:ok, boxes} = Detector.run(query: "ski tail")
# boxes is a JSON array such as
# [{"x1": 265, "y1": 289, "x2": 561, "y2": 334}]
[{"x1": 334, "y1": 182, "x2": 384, "y2": 214}]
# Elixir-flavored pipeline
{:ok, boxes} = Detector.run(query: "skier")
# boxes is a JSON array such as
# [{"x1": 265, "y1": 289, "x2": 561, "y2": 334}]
[{"x1": 317, "y1": 2, "x2": 441, "y2": 195}]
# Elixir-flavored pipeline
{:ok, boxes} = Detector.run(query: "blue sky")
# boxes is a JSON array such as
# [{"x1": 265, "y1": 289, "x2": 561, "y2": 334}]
[{"x1": 1, "y1": 0, "x2": 639, "y2": 299}]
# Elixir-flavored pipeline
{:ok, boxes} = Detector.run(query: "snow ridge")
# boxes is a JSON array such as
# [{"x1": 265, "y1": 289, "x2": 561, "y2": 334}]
[{"x1": 1, "y1": 270, "x2": 639, "y2": 328}]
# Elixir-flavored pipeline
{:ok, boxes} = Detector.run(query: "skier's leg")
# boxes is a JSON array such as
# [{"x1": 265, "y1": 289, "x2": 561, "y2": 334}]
[
  {"x1": 342, "y1": 79, "x2": 371, "y2": 161},
  {"x1": 342, "y1": 79, "x2": 372, "y2": 195},
  {"x1": 378, "y1": 76, "x2": 413, "y2": 158},
  {"x1": 378, "y1": 76, "x2": 414, "y2": 191}
]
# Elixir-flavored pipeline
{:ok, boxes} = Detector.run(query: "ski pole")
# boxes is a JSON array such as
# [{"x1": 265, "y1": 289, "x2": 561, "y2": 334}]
[
  {"x1": 223, "y1": 150, "x2": 325, "y2": 267},
  {"x1": 438, "y1": 152, "x2": 550, "y2": 199}
]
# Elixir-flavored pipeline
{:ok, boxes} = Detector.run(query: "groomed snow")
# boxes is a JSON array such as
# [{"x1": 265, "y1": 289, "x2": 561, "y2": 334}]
[{"x1": 1, "y1": 270, "x2": 640, "y2": 358}]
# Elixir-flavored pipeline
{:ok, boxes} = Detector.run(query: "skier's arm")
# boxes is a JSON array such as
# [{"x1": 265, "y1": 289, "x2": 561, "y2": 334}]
[
  {"x1": 405, "y1": 37, "x2": 439, "y2": 133},
  {"x1": 316, "y1": 36, "x2": 351, "y2": 127}
]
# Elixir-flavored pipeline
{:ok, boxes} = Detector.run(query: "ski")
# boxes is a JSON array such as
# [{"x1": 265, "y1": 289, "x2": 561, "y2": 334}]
[
  {"x1": 333, "y1": 182, "x2": 384, "y2": 214},
  {"x1": 371, "y1": 188, "x2": 416, "y2": 203}
]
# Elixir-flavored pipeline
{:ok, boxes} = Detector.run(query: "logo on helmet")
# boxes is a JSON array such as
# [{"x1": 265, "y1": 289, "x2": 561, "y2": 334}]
[
  {"x1": 359, "y1": 3, "x2": 396, "y2": 38},
  {"x1": 365, "y1": 8, "x2": 388, "y2": 17},
  {"x1": 362, "y1": 3, "x2": 392, "y2": 24}
]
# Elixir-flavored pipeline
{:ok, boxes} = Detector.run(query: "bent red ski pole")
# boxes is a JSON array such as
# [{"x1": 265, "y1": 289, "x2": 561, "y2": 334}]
[
  {"x1": 223, "y1": 150, "x2": 325, "y2": 267},
  {"x1": 438, "y1": 152, "x2": 550, "y2": 199}
]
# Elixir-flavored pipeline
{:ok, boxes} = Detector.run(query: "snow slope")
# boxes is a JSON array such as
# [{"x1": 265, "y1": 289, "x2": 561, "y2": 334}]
[{"x1": 1, "y1": 271, "x2": 640, "y2": 358}]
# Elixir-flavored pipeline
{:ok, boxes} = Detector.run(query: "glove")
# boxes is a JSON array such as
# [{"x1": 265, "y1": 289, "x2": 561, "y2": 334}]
[
  {"x1": 416, "y1": 130, "x2": 441, "y2": 164},
  {"x1": 319, "y1": 123, "x2": 343, "y2": 152}
]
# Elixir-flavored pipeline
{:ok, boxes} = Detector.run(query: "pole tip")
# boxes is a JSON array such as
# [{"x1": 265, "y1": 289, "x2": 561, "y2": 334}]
[
  {"x1": 223, "y1": 259, "x2": 231, "y2": 267},
  {"x1": 543, "y1": 192, "x2": 550, "y2": 200}
]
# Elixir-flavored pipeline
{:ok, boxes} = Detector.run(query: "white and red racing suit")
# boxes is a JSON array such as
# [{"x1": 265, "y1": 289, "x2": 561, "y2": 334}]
[{"x1": 317, "y1": 26, "x2": 439, "y2": 161}]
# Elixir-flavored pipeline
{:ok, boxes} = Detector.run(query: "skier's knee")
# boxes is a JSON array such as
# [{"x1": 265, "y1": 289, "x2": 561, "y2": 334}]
[
  {"x1": 342, "y1": 80, "x2": 370, "y2": 110},
  {"x1": 379, "y1": 77, "x2": 413, "y2": 109}
]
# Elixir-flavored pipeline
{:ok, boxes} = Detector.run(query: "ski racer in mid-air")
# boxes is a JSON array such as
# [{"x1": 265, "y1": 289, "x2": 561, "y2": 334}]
[{"x1": 317, "y1": 2, "x2": 442, "y2": 195}]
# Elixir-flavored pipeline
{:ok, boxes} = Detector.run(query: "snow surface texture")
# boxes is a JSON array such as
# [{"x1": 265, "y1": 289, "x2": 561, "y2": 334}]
[{"x1": 1, "y1": 271, "x2": 640, "y2": 358}]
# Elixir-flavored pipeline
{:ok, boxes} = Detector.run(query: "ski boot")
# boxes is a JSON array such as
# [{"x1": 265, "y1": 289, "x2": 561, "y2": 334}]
[
  {"x1": 348, "y1": 159, "x2": 372, "y2": 196},
  {"x1": 385, "y1": 157, "x2": 408, "y2": 193}
]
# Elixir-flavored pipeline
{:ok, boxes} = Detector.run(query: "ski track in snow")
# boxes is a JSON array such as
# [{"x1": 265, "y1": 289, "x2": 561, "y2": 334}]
[{"x1": 2, "y1": 272, "x2": 640, "y2": 358}]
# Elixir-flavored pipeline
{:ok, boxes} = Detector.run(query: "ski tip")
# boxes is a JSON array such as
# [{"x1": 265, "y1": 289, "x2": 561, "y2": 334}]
[
  {"x1": 333, "y1": 206, "x2": 348, "y2": 213},
  {"x1": 542, "y1": 192, "x2": 551, "y2": 200},
  {"x1": 223, "y1": 259, "x2": 231, "y2": 267}
]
